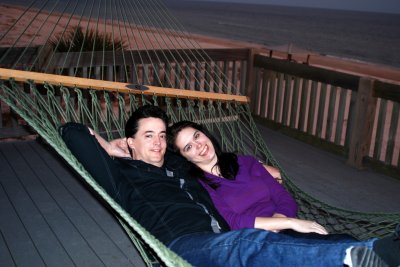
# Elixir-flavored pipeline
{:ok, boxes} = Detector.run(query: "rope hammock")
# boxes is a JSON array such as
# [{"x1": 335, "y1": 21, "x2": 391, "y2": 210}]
[{"x1": 0, "y1": 1, "x2": 399, "y2": 266}]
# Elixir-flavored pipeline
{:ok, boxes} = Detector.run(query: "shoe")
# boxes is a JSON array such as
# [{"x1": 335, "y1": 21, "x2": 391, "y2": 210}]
[
  {"x1": 373, "y1": 224, "x2": 400, "y2": 267},
  {"x1": 349, "y1": 246, "x2": 388, "y2": 267}
]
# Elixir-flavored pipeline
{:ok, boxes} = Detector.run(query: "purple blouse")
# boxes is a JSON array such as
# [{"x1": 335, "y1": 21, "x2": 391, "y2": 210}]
[{"x1": 200, "y1": 155, "x2": 298, "y2": 230}]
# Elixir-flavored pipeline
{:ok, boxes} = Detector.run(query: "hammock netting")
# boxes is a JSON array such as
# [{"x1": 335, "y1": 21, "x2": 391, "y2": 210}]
[
  {"x1": 0, "y1": 0, "x2": 399, "y2": 266},
  {"x1": 1, "y1": 76, "x2": 399, "y2": 266}
]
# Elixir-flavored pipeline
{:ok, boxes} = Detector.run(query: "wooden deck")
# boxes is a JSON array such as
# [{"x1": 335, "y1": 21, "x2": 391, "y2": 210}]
[
  {"x1": 257, "y1": 124, "x2": 400, "y2": 213},
  {"x1": 0, "y1": 139, "x2": 146, "y2": 267},
  {"x1": 1, "y1": 125, "x2": 400, "y2": 266}
]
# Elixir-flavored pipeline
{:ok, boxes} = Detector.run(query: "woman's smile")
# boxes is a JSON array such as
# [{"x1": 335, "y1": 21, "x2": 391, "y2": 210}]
[{"x1": 199, "y1": 144, "x2": 209, "y2": 156}]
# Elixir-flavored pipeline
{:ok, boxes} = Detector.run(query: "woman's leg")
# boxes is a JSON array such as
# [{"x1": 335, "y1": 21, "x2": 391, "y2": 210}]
[
  {"x1": 281, "y1": 229, "x2": 358, "y2": 242},
  {"x1": 169, "y1": 228, "x2": 377, "y2": 267}
]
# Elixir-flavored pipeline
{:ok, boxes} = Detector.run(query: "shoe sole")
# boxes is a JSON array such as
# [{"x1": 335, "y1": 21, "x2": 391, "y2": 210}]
[{"x1": 351, "y1": 246, "x2": 388, "y2": 267}]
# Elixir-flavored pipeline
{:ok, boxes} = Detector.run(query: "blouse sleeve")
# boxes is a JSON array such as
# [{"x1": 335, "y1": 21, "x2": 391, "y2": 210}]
[{"x1": 251, "y1": 157, "x2": 298, "y2": 217}]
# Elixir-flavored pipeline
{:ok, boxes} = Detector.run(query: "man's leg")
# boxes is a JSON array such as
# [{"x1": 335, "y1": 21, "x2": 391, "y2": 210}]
[{"x1": 169, "y1": 228, "x2": 376, "y2": 267}]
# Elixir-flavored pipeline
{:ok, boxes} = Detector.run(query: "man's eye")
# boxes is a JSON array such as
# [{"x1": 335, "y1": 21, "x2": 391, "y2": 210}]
[
  {"x1": 145, "y1": 135, "x2": 152, "y2": 138},
  {"x1": 160, "y1": 135, "x2": 166, "y2": 139}
]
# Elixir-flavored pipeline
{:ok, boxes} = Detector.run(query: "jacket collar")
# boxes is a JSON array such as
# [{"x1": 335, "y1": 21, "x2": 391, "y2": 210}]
[{"x1": 118, "y1": 151, "x2": 188, "y2": 176}]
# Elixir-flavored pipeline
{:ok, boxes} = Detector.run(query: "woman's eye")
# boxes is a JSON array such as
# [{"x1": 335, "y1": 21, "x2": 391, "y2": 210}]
[{"x1": 185, "y1": 145, "x2": 192, "y2": 152}]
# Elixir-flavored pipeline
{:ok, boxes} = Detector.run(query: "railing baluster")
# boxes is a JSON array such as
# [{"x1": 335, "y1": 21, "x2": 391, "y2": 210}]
[{"x1": 385, "y1": 101, "x2": 399, "y2": 165}]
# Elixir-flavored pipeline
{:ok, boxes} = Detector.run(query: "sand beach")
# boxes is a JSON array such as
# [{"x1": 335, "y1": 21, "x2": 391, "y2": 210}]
[{"x1": 0, "y1": 4, "x2": 265, "y2": 49}]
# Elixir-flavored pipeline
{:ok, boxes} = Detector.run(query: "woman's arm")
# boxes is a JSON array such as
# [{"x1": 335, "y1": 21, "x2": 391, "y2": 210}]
[
  {"x1": 202, "y1": 180, "x2": 326, "y2": 234},
  {"x1": 255, "y1": 217, "x2": 328, "y2": 234},
  {"x1": 263, "y1": 165, "x2": 282, "y2": 183},
  {"x1": 254, "y1": 159, "x2": 298, "y2": 217}
]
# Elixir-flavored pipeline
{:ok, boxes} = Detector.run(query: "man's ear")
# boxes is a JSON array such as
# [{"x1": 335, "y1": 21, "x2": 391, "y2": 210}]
[
  {"x1": 127, "y1": 137, "x2": 135, "y2": 149},
  {"x1": 126, "y1": 137, "x2": 136, "y2": 159}
]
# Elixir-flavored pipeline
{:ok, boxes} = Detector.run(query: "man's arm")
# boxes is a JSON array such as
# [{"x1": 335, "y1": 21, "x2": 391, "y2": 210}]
[
  {"x1": 87, "y1": 127, "x2": 131, "y2": 158},
  {"x1": 59, "y1": 122, "x2": 127, "y2": 200}
]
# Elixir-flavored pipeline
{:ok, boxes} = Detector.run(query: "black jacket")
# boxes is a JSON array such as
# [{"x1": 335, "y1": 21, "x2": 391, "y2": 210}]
[{"x1": 60, "y1": 122, "x2": 230, "y2": 245}]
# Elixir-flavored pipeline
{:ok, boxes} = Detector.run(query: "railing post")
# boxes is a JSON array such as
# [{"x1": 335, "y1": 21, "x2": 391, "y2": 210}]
[
  {"x1": 0, "y1": 100, "x2": 3, "y2": 129},
  {"x1": 245, "y1": 48, "x2": 256, "y2": 104},
  {"x1": 347, "y1": 77, "x2": 377, "y2": 168}
]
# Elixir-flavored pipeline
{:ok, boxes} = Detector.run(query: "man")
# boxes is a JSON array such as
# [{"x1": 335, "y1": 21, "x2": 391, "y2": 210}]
[
  {"x1": 60, "y1": 105, "x2": 396, "y2": 267},
  {"x1": 60, "y1": 105, "x2": 229, "y2": 246}
]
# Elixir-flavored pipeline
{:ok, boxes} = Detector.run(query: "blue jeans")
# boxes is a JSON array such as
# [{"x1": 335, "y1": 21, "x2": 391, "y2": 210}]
[{"x1": 168, "y1": 228, "x2": 374, "y2": 267}]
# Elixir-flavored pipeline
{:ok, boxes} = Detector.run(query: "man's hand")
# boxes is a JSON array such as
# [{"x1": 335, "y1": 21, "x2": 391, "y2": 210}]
[
  {"x1": 108, "y1": 138, "x2": 131, "y2": 158},
  {"x1": 88, "y1": 127, "x2": 131, "y2": 158}
]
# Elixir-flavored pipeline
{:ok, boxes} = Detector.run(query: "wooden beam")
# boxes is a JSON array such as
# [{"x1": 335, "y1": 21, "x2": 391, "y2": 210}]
[
  {"x1": 245, "y1": 48, "x2": 256, "y2": 101},
  {"x1": 347, "y1": 78, "x2": 377, "y2": 168},
  {"x1": 0, "y1": 68, "x2": 249, "y2": 103},
  {"x1": 254, "y1": 55, "x2": 360, "y2": 90}
]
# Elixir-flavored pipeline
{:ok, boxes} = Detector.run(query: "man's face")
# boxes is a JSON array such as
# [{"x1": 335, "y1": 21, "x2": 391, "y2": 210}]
[{"x1": 127, "y1": 117, "x2": 167, "y2": 167}]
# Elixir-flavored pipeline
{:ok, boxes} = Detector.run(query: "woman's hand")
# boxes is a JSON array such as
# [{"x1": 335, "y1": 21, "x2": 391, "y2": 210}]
[
  {"x1": 272, "y1": 213, "x2": 287, "y2": 218},
  {"x1": 288, "y1": 218, "x2": 328, "y2": 235}
]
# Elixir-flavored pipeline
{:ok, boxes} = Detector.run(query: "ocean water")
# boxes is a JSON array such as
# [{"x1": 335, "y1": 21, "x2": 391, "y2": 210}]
[
  {"x1": 2, "y1": 0, "x2": 399, "y2": 68},
  {"x1": 164, "y1": 0, "x2": 400, "y2": 68}
]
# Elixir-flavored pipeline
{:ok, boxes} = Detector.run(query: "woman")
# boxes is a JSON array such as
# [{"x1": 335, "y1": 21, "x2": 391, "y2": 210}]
[{"x1": 168, "y1": 120, "x2": 332, "y2": 234}]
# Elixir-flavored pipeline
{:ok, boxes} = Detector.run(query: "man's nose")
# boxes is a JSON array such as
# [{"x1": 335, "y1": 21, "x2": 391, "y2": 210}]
[{"x1": 154, "y1": 136, "x2": 161, "y2": 145}]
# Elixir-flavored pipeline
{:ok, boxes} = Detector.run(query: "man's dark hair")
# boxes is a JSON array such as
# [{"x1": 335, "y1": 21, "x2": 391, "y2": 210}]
[{"x1": 125, "y1": 105, "x2": 169, "y2": 138}]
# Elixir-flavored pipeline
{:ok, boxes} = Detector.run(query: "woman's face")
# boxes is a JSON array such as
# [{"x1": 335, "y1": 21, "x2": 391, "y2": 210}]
[{"x1": 174, "y1": 127, "x2": 217, "y2": 167}]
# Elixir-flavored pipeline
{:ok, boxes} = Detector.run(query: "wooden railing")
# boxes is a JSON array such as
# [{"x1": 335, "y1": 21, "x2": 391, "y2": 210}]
[
  {"x1": 1, "y1": 47, "x2": 399, "y2": 175},
  {"x1": 37, "y1": 48, "x2": 250, "y2": 95},
  {"x1": 0, "y1": 47, "x2": 251, "y2": 138},
  {"x1": 250, "y1": 54, "x2": 400, "y2": 173}
]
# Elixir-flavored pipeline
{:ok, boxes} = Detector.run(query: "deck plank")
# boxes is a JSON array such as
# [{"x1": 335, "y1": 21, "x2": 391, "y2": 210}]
[
  {"x1": 0, "y1": 228, "x2": 16, "y2": 267},
  {"x1": 0, "y1": 183, "x2": 46, "y2": 267},
  {"x1": 31, "y1": 140, "x2": 145, "y2": 266},
  {"x1": 1, "y1": 141, "x2": 100, "y2": 266},
  {"x1": 0, "y1": 140, "x2": 145, "y2": 267}
]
